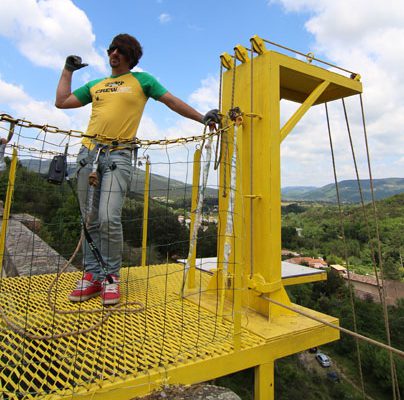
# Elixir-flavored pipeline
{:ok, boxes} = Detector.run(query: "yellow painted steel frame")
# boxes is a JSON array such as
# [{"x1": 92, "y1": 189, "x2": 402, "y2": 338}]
[
  {"x1": 0, "y1": 147, "x2": 18, "y2": 276},
  {"x1": 212, "y1": 37, "x2": 362, "y2": 398},
  {"x1": 141, "y1": 160, "x2": 151, "y2": 267}
]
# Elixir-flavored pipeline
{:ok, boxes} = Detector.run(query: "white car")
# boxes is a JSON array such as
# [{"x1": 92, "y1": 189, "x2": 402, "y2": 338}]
[{"x1": 315, "y1": 352, "x2": 331, "y2": 367}]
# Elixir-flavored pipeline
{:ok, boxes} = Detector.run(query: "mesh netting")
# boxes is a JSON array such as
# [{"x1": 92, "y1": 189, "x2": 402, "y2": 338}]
[{"x1": 0, "y1": 119, "x2": 260, "y2": 398}]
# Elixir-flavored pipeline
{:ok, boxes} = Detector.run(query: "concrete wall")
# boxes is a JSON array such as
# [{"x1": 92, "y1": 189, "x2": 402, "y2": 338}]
[
  {"x1": 345, "y1": 275, "x2": 404, "y2": 306},
  {"x1": 1, "y1": 214, "x2": 78, "y2": 277}
]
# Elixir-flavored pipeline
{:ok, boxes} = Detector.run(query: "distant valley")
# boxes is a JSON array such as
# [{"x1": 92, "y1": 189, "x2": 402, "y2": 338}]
[{"x1": 19, "y1": 159, "x2": 404, "y2": 203}]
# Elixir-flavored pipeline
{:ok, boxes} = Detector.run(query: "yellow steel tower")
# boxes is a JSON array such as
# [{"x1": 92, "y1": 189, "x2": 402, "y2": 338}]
[{"x1": 202, "y1": 35, "x2": 363, "y2": 398}]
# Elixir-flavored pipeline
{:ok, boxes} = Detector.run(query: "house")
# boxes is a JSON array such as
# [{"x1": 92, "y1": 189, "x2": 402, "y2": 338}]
[
  {"x1": 286, "y1": 256, "x2": 328, "y2": 269},
  {"x1": 281, "y1": 249, "x2": 300, "y2": 258},
  {"x1": 330, "y1": 264, "x2": 347, "y2": 275}
]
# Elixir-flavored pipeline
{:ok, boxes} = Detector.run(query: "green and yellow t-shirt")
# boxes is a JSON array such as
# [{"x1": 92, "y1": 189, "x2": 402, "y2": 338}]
[{"x1": 73, "y1": 71, "x2": 167, "y2": 147}]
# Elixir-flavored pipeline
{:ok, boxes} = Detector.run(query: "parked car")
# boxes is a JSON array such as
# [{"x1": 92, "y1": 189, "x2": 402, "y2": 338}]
[
  {"x1": 315, "y1": 352, "x2": 331, "y2": 367},
  {"x1": 327, "y1": 371, "x2": 340, "y2": 382},
  {"x1": 308, "y1": 347, "x2": 318, "y2": 353}
]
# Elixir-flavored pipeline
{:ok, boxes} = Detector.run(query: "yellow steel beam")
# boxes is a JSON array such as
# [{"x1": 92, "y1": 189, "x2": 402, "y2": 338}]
[
  {"x1": 233, "y1": 121, "x2": 244, "y2": 350},
  {"x1": 254, "y1": 361, "x2": 274, "y2": 400},
  {"x1": 0, "y1": 147, "x2": 17, "y2": 276},
  {"x1": 263, "y1": 53, "x2": 293, "y2": 318},
  {"x1": 141, "y1": 159, "x2": 151, "y2": 267},
  {"x1": 280, "y1": 80, "x2": 330, "y2": 142},
  {"x1": 270, "y1": 51, "x2": 362, "y2": 103},
  {"x1": 282, "y1": 271, "x2": 327, "y2": 286}
]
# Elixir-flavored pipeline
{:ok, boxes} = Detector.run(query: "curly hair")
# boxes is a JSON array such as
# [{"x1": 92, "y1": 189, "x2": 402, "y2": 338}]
[{"x1": 110, "y1": 33, "x2": 143, "y2": 69}]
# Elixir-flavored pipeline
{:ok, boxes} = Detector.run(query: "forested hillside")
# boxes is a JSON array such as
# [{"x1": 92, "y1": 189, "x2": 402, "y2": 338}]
[
  {"x1": 282, "y1": 194, "x2": 404, "y2": 280},
  {"x1": 282, "y1": 178, "x2": 404, "y2": 202}
]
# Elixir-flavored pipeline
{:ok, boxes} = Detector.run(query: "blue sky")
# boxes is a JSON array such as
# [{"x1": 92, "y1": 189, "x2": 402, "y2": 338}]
[{"x1": 0, "y1": 0, "x2": 403, "y2": 186}]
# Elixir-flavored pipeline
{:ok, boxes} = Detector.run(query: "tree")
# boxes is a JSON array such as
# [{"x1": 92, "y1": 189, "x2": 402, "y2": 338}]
[
  {"x1": 281, "y1": 226, "x2": 301, "y2": 249},
  {"x1": 382, "y1": 248, "x2": 401, "y2": 280}
]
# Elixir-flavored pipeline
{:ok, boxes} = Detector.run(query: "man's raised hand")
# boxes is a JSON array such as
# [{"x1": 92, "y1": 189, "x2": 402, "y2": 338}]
[{"x1": 64, "y1": 55, "x2": 88, "y2": 72}]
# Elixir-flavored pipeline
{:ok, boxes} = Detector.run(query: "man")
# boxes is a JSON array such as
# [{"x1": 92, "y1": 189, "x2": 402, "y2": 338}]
[{"x1": 55, "y1": 33, "x2": 219, "y2": 305}]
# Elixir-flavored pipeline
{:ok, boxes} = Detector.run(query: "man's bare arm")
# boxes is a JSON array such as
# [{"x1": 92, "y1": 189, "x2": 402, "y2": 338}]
[
  {"x1": 158, "y1": 92, "x2": 203, "y2": 124},
  {"x1": 55, "y1": 69, "x2": 83, "y2": 109}
]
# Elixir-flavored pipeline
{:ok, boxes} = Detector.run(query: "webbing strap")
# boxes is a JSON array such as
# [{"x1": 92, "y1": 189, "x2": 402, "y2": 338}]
[{"x1": 66, "y1": 176, "x2": 113, "y2": 284}]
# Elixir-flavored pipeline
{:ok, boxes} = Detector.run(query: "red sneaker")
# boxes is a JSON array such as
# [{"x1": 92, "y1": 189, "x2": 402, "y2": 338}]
[
  {"x1": 68, "y1": 273, "x2": 102, "y2": 302},
  {"x1": 101, "y1": 275, "x2": 120, "y2": 305}
]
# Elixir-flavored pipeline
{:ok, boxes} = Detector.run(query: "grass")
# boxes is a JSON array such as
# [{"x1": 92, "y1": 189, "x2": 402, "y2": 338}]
[
  {"x1": 348, "y1": 264, "x2": 377, "y2": 276},
  {"x1": 323, "y1": 346, "x2": 394, "y2": 400}
]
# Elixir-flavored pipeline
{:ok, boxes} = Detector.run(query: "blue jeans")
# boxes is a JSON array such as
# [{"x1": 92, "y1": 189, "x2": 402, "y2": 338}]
[{"x1": 76, "y1": 145, "x2": 132, "y2": 280}]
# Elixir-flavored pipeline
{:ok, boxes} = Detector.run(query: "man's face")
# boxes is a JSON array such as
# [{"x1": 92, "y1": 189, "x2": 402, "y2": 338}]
[{"x1": 107, "y1": 44, "x2": 131, "y2": 70}]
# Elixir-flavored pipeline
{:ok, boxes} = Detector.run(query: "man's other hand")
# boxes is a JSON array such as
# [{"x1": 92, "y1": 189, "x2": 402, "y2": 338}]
[
  {"x1": 202, "y1": 109, "x2": 221, "y2": 125},
  {"x1": 65, "y1": 55, "x2": 88, "y2": 72}
]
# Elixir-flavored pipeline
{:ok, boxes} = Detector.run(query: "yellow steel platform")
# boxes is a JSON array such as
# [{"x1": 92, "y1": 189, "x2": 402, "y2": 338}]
[{"x1": 0, "y1": 264, "x2": 338, "y2": 399}]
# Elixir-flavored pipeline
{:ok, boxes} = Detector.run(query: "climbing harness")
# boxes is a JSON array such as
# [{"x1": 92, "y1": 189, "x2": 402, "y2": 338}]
[{"x1": 46, "y1": 143, "x2": 114, "y2": 284}]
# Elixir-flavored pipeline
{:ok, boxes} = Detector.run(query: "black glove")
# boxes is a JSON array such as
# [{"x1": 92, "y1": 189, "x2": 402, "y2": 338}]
[
  {"x1": 64, "y1": 55, "x2": 88, "y2": 72},
  {"x1": 202, "y1": 109, "x2": 221, "y2": 125}
]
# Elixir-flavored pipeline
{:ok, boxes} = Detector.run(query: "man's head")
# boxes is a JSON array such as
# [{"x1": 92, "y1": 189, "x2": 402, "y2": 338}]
[{"x1": 107, "y1": 34, "x2": 143, "y2": 70}]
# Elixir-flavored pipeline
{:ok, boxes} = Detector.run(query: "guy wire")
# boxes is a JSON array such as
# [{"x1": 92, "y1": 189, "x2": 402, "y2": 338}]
[
  {"x1": 325, "y1": 102, "x2": 366, "y2": 399},
  {"x1": 353, "y1": 96, "x2": 401, "y2": 400},
  {"x1": 249, "y1": 44, "x2": 254, "y2": 279}
]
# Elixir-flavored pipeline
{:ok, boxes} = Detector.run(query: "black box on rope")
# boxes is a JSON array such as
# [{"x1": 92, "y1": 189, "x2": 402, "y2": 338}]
[{"x1": 47, "y1": 154, "x2": 67, "y2": 185}]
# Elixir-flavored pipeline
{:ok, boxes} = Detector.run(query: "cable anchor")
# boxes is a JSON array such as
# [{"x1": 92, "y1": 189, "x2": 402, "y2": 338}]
[{"x1": 228, "y1": 107, "x2": 243, "y2": 126}]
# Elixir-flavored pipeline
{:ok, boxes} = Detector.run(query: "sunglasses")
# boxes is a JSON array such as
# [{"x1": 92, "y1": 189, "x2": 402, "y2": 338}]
[{"x1": 107, "y1": 45, "x2": 129, "y2": 57}]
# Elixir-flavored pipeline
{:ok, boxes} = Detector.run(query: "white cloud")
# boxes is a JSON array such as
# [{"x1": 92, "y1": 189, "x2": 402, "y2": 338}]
[
  {"x1": 0, "y1": 78, "x2": 29, "y2": 106},
  {"x1": 0, "y1": 78, "x2": 68, "y2": 126},
  {"x1": 269, "y1": 0, "x2": 404, "y2": 185},
  {"x1": 0, "y1": 0, "x2": 107, "y2": 72},
  {"x1": 158, "y1": 13, "x2": 172, "y2": 24},
  {"x1": 189, "y1": 75, "x2": 219, "y2": 113},
  {"x1": 0, "y1": 77, "x2": 89, "y2": 151}
]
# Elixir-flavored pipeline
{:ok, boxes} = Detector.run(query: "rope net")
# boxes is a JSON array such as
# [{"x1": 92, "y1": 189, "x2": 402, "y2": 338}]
[{"x1": 0, "y1": 118, "x2": 258, "y2": 398}]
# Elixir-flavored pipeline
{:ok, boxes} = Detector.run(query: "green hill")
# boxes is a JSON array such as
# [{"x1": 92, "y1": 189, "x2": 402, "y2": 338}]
[
  {"x1": 282, "y1": 178, "x2": 404, "y2": 203},
  {"x1": 128, "y1": 168, "x2": 218, "y2": 201},
  {"x1": 19, "y1": 158, "x2": 218, "y2": 201}
]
